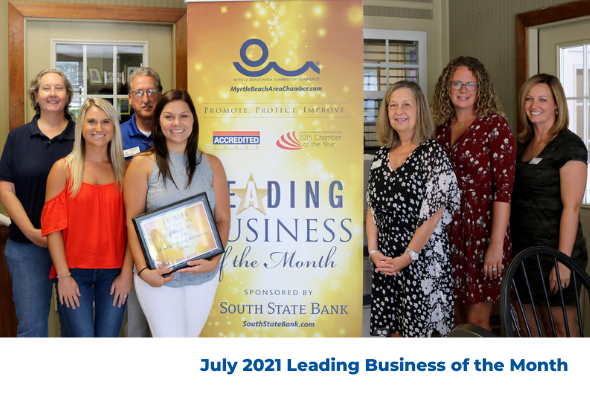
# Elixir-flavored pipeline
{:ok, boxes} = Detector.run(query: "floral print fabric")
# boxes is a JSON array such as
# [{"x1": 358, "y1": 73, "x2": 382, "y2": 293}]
[
  {"x1": 435, "y1": 114, "x2": 516, "y2": 304},
  {"x1": 367, "y1": 139, "x2": 459, "y2": 337}
]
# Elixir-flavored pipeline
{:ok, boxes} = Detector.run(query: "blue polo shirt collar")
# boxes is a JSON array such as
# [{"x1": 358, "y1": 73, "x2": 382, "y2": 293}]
[{"x1": 127, "y1": 113, "x2": 150, "y2": 136}]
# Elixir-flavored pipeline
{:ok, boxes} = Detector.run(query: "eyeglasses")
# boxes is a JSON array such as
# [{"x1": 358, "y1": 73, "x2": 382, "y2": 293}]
[
  {"x1": 130, "y1": 89, "x2": 160, "y2": 98},
  {"x1": 450, "y1": 81, "x2": 478, "y2": 91}
]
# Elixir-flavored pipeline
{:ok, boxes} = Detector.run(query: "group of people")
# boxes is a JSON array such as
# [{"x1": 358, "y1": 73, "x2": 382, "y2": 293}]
[
  {"x1": 366, "y1": 57, "x2": 588, "y2": 337},
  {"x1": 1, "y1": 57, "x2": 586, "y2": 338},
  {"x1": 0, "y1": 67, "x2": 230, "y2": 337}
]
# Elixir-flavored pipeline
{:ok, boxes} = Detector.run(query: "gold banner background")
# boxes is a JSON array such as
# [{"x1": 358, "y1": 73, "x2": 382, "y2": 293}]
[{"x1": 188, "y1": 0, "x2": 364, "y2": 337}]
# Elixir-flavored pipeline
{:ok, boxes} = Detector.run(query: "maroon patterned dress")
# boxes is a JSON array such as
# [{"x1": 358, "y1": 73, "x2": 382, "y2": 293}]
[{"x1": 435, "y1": 114, "x2": 516, "y2": 304}]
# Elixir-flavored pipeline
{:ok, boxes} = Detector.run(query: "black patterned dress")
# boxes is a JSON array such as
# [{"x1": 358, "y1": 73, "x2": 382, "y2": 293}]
[{"x1": 366, "y1": 139, "x2": 460, "y2": 337}]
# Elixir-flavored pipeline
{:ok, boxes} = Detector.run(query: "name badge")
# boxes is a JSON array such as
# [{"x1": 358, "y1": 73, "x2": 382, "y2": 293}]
[
  {"x1": 371, "y1": 159, "x2": 382, "y2": 169},
  {"x1": 124, "y1": 146, "x2": 141, "y2": 158},
  {"x1": 529, "y1": 158, "x2": 542, "y2": 165}
]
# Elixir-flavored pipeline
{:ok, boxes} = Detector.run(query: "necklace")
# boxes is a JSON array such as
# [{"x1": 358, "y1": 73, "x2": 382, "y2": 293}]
[{"x1": 455, "y1": 114, "x2": 475, "y2": 128}]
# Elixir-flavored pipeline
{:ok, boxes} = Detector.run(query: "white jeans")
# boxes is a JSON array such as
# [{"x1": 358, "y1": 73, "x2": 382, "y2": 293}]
[{"x1": 134, "y1": 271, "x2": 219, "y2": 337}]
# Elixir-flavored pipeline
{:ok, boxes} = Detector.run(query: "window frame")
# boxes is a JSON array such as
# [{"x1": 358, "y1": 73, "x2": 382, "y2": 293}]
[
  {"x1": 558, "y1": 40, "x2": 590, "y2": 204},
  {"x1": 363, "y1": 29, "x2": 427, "y2": 153},
  {"x1": 51, "y1": 39, "x2": 149, "y2": 120},
  {"x1": 363, "y1": 29, "x2": 427, "y2": 98}
]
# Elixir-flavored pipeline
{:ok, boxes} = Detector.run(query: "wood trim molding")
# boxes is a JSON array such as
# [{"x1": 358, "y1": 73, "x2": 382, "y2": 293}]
[
  {"x1": 7, "y1": 1, "x2": 187, "y2": 131},
  {"x1": 8, "y1": 3, "x2": 26, "y2": 134},
  {"x1": 516, "y1": 0, "x2": 590, "y2": 132},
  {"x1": 176, "y1": 12, "x2": 188, "y2": 91}
]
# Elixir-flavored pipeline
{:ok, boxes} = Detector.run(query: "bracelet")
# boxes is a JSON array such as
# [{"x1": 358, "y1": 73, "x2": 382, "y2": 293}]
[
  {"x1": 369, "y1": 250, "x2": 380, "y2": 262},
  {"x1": 56, "y1": 272, "x2": 71, "y2": 279},
  {"x1": 137, "y1": 267, "x2": 149, "y2": 277},
  {"x1": 405, "y1": 247, "x2": 419, "y2": 261}
]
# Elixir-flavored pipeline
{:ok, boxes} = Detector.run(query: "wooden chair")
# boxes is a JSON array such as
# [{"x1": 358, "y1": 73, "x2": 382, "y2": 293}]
[{"x1": 500, "y1": 247, "x2": 590, "y2": 337}]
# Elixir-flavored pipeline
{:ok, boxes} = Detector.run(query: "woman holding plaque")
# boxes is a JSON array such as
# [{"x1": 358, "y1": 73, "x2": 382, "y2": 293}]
[
  {"x1": 0, "y1": 69, "x2": 75, "y2": 336},
  {"x1": 366, "y1": 80, "x2": 459, "y2": 337},
  {"x1": 42, "y1": 98, "x2": 132, "y2": 337},
  {"x1": 432, "y1": 56, "x2": 516, "y2": 331},
  {"x1": 124, "y1": 89, "x2": 230, "y2": 337}
]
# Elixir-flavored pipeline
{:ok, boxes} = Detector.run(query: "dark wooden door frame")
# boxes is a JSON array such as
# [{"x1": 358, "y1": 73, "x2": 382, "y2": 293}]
[
  {"x1": 8, "y1": 1, "x2": 187, "y2": 132},
  {"x1": 516, "y1": 0, "x2": 590, "y2": 116}
]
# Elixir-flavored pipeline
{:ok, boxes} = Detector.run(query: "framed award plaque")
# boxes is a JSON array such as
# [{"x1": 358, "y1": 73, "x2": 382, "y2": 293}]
[{"x1": 132, "y1": 193, "x2": 224, "y2": 273}]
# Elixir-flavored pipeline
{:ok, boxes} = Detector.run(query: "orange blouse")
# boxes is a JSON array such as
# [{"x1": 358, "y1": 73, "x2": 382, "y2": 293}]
[{"x1": 41, "y1": 179, "x2": 126, "y2": 278}]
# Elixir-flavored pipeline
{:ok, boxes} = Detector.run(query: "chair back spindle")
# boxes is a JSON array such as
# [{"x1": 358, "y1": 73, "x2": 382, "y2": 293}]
[{"x1": 500, "y1": 247, "x2": 590, "y2": 337}]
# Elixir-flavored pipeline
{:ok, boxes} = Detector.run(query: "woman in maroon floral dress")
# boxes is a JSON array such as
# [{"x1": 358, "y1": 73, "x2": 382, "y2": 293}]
[{"x1": 432, "y1": 57, "x2": 516, "y2": 331}]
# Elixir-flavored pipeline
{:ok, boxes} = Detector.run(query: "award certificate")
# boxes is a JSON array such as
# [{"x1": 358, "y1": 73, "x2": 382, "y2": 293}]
[{"x1": 132, "y1": 193, "x2": 224, "y2": 272}]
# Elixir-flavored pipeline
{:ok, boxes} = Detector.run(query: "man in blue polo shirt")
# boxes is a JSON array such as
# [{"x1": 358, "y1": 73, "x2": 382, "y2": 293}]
[
  {"x1": 121, "y1": 67, "x2": 162, "y2": 337},
  {"x1": 121, "y1": 67, "x2": 162, "y2": 161}
]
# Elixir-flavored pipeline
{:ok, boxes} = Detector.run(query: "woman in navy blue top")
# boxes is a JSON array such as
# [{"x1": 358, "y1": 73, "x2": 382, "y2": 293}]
[{"x1": 0, "y1": 69, "x2": 75, "y2": 336}]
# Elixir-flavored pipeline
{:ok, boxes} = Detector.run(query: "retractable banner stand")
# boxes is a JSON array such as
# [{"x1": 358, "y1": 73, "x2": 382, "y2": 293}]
[{"x1": 187, "y1": 0, "x2": 364, "y2": 337}]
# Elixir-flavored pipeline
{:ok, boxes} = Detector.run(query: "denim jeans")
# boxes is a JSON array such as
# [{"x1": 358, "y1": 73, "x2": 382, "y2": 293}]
[
  {"x1": 56, "y1": 268, "x2": 126, "y2": 337},
  {"x1": 5, "y1": 239, "x2": 53, "y2": 337}
]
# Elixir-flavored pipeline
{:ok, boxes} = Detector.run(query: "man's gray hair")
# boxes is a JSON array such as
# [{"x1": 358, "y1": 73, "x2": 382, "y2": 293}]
[{"x1": 127, "y1": 67, "x2": 162, "y2": 91}]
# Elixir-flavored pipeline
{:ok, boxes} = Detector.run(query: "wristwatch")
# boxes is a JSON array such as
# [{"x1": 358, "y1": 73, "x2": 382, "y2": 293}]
[{"x1": 405, "y1": 247, "x2": 419, "y2": 261}]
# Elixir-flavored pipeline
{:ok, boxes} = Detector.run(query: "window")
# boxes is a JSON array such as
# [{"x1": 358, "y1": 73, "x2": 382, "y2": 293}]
[
  {"x1": 363, "y1": 30, "x2": 427, "y2": 152},
  {"x1": 559, "y1": 43, "x2": 590, "y2": 203},
  {"x1": 52, "y1": 41, "x2": 147, "y2": 122}
]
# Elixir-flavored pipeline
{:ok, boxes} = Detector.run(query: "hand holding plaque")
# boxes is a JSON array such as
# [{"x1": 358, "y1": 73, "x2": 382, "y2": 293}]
[{"x1": 132, "y1": 193, "x2": 224, "y2": 274}]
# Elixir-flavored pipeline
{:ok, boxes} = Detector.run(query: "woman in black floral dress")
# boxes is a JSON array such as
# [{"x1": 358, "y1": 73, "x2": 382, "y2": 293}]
[{"x1": 366, "y1": 81, "x2": 460, "y2": 337}]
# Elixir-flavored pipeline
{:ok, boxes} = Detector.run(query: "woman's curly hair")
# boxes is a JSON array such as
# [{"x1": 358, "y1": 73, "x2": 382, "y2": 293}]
[{"x1": 431, "y1": 56, "x2": 504, "y2": 126}]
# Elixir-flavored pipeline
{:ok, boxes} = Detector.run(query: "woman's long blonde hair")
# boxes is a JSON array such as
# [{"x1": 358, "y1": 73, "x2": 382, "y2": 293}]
[
  {"x1": 431, "y1": 56, "x2": 504, "y2": 126},
  {"x1": 65, "y1": 98, "x2": 126, "y2": 196}
]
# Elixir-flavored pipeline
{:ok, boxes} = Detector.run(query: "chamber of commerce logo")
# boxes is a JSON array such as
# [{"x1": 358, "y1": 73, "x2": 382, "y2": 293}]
[
  {"x1": 234, "y1": 39, "x2": 320, "y2": 77},
  {"x1": 276, "y1": 131, "x2": 302, "y2": 150},
  {"x1": 213, "y1": 131, "x2": 260, "y2": 150}
]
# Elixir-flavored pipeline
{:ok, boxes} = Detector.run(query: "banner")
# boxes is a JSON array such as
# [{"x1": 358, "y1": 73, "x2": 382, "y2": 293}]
[{"x1": 187, "y1": 0, "x2": 364, "y2": 337}]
